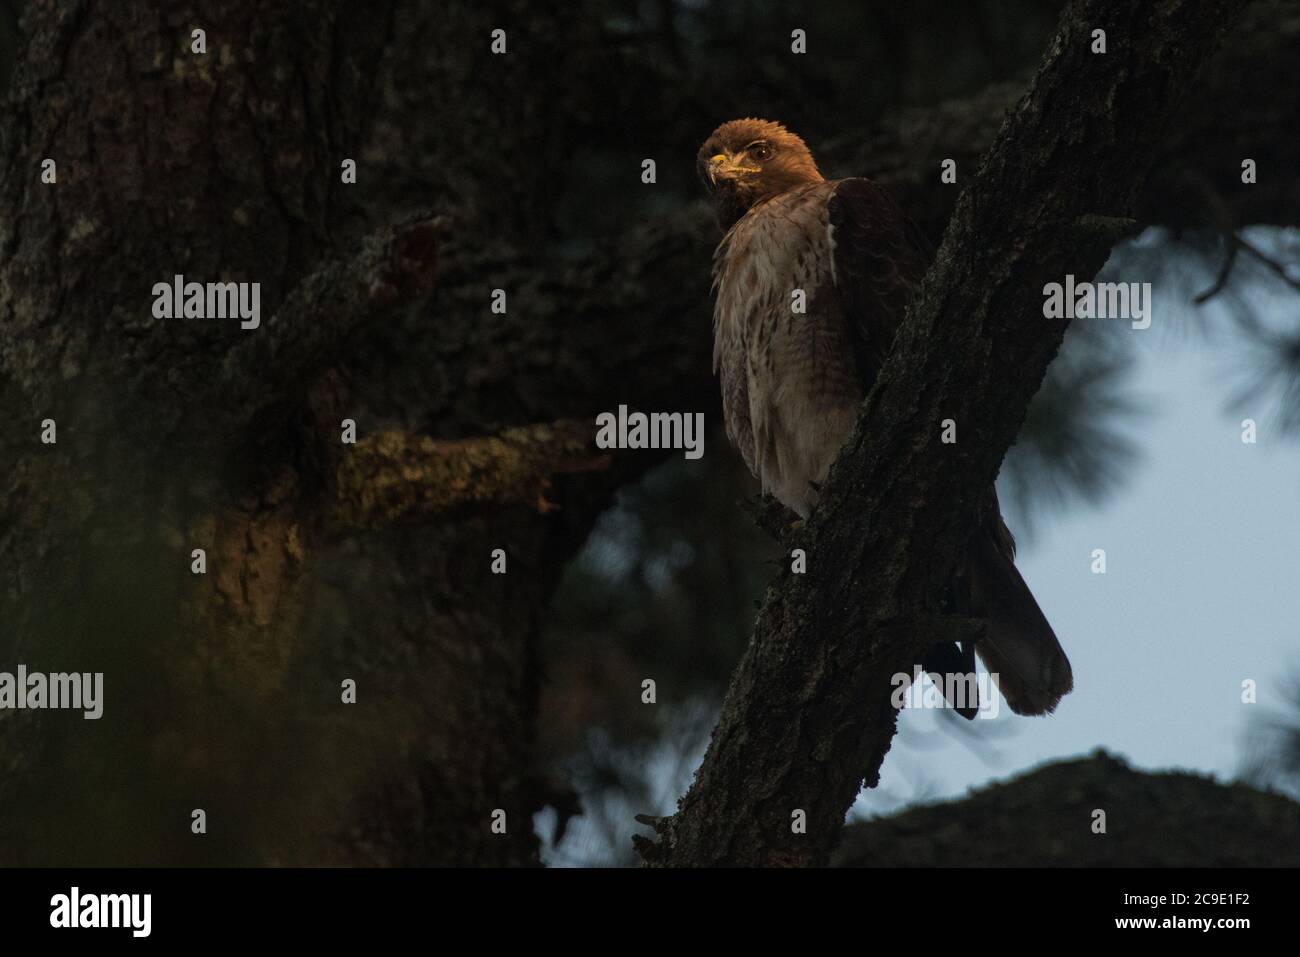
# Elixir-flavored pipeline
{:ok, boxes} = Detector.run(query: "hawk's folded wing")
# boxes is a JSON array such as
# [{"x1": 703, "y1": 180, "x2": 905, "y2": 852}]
[{"x1": 826, "y1": 177, "x2": 933, "y2": 390}]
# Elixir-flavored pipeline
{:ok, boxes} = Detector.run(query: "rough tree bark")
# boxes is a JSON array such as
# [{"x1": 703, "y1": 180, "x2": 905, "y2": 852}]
[
  {"x1": 0, "y1": 0, "x2": 580, "y2": 866},
  {"x1": 0, "y1": 0, "x2": 713, "y2": 868},
  {"x1": 635, "y1": 0, "x2": 1249, "y2": 867},
  {"x1": 0, "y1": 0, "x2": 1289, "y2": 866}
]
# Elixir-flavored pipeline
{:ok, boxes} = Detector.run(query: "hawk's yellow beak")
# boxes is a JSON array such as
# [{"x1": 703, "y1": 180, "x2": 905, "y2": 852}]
[
  {"x1": 706, "y1": 153, "x2": 729, "y2": 186},
  {"x1": 707, "y1": 152, "x2": 760, "y2": 187},
  {"x1": 708, "y1": 152, "x2": 747, "y2": 186}
]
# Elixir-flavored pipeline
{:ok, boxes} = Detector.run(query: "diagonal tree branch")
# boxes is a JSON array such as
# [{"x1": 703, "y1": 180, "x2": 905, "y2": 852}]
[{"x1": 637, "y1": 0, "x2": 1248, "y2": 868}]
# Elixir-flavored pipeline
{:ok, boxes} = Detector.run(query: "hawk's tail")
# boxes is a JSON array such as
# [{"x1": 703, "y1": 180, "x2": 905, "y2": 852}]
[{"x1": 964, "y1": 506, "x2": 1073, "y2": 716}]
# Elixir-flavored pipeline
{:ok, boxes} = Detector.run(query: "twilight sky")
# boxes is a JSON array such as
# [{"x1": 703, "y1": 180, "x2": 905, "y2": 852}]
[
  {"x1": 542, "y1": 230, "x2": 1300, "y2": 863},
  {"x1": 861, "y1": 230, "x2": 1300, "y2": 815}
]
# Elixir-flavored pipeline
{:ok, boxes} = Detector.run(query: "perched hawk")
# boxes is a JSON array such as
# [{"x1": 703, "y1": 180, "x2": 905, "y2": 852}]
[{"x1": 698, "y1": 118, "x2": 1072, "y2": 717}]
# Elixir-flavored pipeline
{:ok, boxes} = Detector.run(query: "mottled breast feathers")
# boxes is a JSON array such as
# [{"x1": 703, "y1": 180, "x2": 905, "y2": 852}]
[
  {"x1": 709, "y1": 170, "x2": 1072, "y2": 715},
  {"x1": 711, "y1": 176, "x2": 931, "y2": 515}
]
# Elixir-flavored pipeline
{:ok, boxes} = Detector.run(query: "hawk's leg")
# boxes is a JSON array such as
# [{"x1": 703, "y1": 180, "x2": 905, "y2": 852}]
[{"x1": 741, "y1": 494, "x2": 803, "y2": 542}]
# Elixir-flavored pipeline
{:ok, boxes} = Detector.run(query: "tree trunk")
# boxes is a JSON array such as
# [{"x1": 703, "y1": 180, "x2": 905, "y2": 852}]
[
  {"x1": 0, "y1": 0, "x2": 572, "y2": 867},
  {"x1": 0, "y1": 0, "x2": 1292, "y2": 867}
]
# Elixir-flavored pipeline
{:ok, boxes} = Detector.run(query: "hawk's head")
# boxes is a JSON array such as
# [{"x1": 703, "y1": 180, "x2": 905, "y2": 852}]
[{"x1": 697, "y1": 118, "x2": 823, "y2": 229}]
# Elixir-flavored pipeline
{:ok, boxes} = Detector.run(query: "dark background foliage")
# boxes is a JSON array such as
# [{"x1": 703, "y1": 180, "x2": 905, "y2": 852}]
[{"x1": 0, "y1": 0, "x2": 1296, "y2": 867}]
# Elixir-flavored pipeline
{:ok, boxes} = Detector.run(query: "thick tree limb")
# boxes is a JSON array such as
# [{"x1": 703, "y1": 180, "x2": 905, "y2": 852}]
[
  {"x1": 326, "y1": 420, "x2": 609, "y2": 532},
  {"x1": 637, "y1": 0, "x2": 1248, "y2": 868},
  {"x1": 0, "y1": 0, "x2": 1283, "y2": 869}
]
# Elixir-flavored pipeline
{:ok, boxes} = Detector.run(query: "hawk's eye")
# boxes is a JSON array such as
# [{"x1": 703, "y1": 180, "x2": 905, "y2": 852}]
[{"x1": 750, "y1": 143, "x2": 773, "y2": 161}]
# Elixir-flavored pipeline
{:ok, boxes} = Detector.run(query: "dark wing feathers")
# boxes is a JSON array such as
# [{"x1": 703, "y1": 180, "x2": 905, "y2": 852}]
[
  {"x1": 826, "y1": 177, "x2": 933, "y2": 390},
  {"x1": 828, "y1": 177, "x2": 1070, "y2": 716}
]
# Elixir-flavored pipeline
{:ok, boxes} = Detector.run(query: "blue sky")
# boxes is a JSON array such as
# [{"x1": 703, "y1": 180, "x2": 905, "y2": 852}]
[
  {"x1": 861, "y1": 231, "x2": 1300, "y2": 814},
  {"x1": 543, "y1": 231, "x2": 1300, "y2": 862}
]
